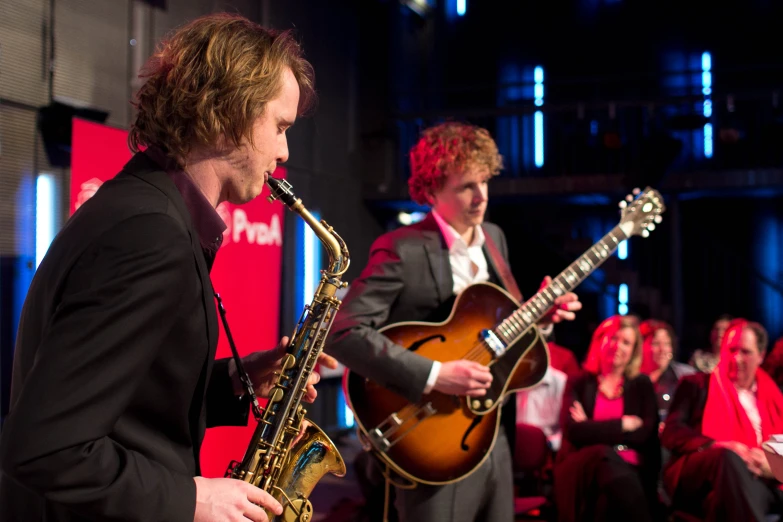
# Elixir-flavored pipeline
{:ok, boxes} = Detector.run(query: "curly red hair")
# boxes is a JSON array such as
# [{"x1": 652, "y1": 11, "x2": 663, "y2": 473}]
[
  {"x1": 408, "y1": 122, "x2": 504, "y2": 205},
  {"x1": 129, "y1": 13, "x2": 315, "y2": 165}
]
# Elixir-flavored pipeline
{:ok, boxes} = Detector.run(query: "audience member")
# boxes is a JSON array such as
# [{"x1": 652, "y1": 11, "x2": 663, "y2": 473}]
[
  {"x1": 640, "y1": 319, "x2": 696, "y2": 422},
  {"x1": 554, "y1": 315, "x2": 660, "y2": 522},
  {"x1": 662, "y1": 319, "x2": 783, "y2": 521},
  {"x1": 690, "y1": 314, "x2": 733, "y2": 373}
]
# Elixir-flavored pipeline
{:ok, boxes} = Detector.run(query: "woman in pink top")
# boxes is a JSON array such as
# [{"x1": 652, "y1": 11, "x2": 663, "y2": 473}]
[{"x1": 553, "y1": 315, "x2": 661, "y2": 522}]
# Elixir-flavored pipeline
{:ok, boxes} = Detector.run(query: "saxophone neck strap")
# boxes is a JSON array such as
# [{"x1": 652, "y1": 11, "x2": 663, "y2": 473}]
[{"x1": 214, "y1": 291, "x2": 264, "y2": 420}]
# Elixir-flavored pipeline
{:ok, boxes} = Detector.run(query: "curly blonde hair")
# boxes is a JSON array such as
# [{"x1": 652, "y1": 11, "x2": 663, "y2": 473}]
[
  {"x1": 129, "y1": 13, "x2": 315, "y2": 164},
  {"x1": 408, "y1": 122, "x2": 504, "y2": 205}
]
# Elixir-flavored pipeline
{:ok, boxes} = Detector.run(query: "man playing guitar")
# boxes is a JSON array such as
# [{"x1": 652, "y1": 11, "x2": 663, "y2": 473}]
[{"x1": 327, "y1": 121, "x2": 581, "y2": 522}]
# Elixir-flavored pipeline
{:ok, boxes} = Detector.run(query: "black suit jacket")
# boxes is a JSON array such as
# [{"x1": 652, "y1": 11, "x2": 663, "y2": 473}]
[
  {"x1": 558, "y1": 372, "x2": 661, "y2": 483},
  {"x1": 660, "y1": 372, "x2": 714, "y2": 492},
  {"x1": 0, "y1": 153, "x2": 248, "y2": 521}
]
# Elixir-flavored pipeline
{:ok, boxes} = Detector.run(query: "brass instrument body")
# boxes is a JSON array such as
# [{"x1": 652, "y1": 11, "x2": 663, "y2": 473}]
[
  {"x1": 274, "y1": 421, "x2": 347, "y2": 521},
  {"x1": 228, "y1": 177, "x2": 348, "y2": 522}
]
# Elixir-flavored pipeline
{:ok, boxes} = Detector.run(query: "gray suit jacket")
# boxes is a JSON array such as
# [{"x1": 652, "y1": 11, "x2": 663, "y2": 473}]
[{"x1": 326, "y1": 213, "x2": 509, "y2": 404}]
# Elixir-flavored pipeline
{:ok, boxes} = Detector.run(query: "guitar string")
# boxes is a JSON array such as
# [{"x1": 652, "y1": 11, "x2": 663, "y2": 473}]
[
  {"x1": 381, "y1": 336, "x2": 501, "y2": 443},
  {"x1": 390, "y1": 277, "x2": 568, "y2": 431},
  {"x1": 381, "y1": 292, "x2": 575, "y2": 442},
  {"x1": 384, "y1": 282, "x2": 566, "y2": 440}
]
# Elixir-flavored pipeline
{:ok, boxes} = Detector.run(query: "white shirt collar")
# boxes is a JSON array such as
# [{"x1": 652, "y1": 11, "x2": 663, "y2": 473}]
[{"x1": 431, "y1": 210, "x2": 485, "y2": 252}]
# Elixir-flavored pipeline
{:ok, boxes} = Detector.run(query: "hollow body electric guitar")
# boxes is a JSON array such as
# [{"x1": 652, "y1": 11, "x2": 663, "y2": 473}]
[{"x1": 344, "y1": 187, "x2": 665, "y2": 485}]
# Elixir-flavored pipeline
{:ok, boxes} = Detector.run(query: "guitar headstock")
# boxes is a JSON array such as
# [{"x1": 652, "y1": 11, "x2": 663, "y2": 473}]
[{"x1": 618, "y1": 187, "x2": 666, "y2": 238}]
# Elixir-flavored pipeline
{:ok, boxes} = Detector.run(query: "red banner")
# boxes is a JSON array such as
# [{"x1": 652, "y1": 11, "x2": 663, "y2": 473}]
[{"x1": 71, "y1": 118, "x2": 284, "y2": 477}]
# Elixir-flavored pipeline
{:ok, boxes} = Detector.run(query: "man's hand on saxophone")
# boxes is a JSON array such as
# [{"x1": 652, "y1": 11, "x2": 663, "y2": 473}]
[
  {"x1": 228, "y1": 335, "x2": 340, "y2": 402},
  {"x1": 203, "y1": 336, "x2": 339, "y2": 521},
  {"x1": 193, "y1": 476, "x2": 283, "y2": 522}
]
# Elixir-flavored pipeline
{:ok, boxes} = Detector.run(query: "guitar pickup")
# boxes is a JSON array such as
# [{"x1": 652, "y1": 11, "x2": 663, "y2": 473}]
[{"x1": 480, "y1": 329, "x2": 505, "y2": 357}]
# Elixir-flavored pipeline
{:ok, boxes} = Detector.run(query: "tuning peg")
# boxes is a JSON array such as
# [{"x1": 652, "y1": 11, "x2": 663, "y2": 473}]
[
  {"x1": 626, "y1": 194, "x2": 634, "y2": 202},
  {"x1": 633, "y1": 187, "x2": 641, "y2": 195},
  {"x1": 647, "y1": 224, "x2": 656, "y2": 231},
  {"x1": 654, "y1": 215, "x2": 663, "y2": 224},
  {"x1": 619, "y1": 201, "x2": 627, "y2": 209},
  {"x1": 642, "y1": 229, "x2": 650, "y2": 238}
]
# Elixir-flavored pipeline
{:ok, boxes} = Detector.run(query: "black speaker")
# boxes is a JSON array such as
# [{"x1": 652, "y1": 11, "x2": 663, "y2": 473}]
[{"x1": 38, "y1": 101, "x2": 109, "y2": 168}]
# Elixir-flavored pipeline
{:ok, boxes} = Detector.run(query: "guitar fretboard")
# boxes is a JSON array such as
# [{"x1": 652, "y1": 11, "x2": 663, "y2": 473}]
[{"x1": 493, "y1": 225, "x2": 628, "y2": 346}]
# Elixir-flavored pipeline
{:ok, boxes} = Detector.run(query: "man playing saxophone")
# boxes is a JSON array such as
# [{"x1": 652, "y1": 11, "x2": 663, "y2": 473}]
[{"x1": 0, "y1": 13, "x2": 335, "y2": 522}]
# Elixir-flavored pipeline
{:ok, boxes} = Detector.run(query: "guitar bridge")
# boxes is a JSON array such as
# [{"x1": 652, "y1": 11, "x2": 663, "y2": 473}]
[
  {"x1": 368, "y1": 428, "x2": 391, "y2": 452},
  {"x1": 367, "y1": 413, "x2": 402, "y2": 452},
  {"x1": 367, "y1": 403, "x2": 438, "y2": 453},
  {"x1": 480, "y1": 329, "x2": 505, "y2": 357}
]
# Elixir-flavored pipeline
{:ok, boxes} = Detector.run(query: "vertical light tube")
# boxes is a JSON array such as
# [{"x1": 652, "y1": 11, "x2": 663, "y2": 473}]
[
  {"x1": 303, "y1": 211, "x2": 321, "y2": 305},
  {"x1": 618, "y1": 283, "x2": 629, "y2": 315},
  {"x1": 618, "y1": 240, "x2": 628, "y2": 260},
  {"x1": 702, "y1": 52, "x2": 713, "y2": 158},
  {"x1": 35, "y1": 173, "x2": 57, "y2": 268},
  {"x1": 534, "y1": 66, "x2": 544, "y2": 168}
]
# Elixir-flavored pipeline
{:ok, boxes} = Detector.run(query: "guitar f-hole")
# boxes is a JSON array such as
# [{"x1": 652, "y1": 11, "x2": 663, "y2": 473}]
[
  {"x1": 460, "y1": 415, "x2": 483, "y2": 451},
  {"x1": 407, "y1": 334, "x2": 446, "y2": 353}
]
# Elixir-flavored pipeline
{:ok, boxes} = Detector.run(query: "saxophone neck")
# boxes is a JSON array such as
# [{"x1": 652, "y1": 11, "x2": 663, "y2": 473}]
[{"x1": 266, "y1": 177, "x2": 350, "y2": 278}]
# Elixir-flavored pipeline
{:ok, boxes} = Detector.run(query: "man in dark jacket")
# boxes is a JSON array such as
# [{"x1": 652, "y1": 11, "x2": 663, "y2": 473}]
[{"x1": 0, "y1": 13, "x2": 332, "y2": 522}]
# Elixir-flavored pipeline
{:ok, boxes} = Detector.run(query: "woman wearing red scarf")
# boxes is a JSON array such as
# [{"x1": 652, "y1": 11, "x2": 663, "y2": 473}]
[{"x1": 662, "y1": 319, "x2": 783, "y2": 521}]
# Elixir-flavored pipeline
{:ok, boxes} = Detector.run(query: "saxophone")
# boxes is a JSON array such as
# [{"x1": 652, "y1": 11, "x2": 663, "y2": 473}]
[{"x1": 226, "y1": 177, "x2": 348, "y2": 522}]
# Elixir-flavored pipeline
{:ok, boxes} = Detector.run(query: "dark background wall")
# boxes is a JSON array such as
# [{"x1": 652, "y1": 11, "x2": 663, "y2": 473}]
[{"x1": 1, "y1": 0, "x2": 782, "y2": 424}]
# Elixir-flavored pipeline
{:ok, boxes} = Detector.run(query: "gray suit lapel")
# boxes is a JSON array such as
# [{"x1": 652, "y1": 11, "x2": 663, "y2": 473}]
[
  {"x1": 420, "y1": 214, "x2": 453, "y2": 302},
  {"x1": 481, "y1": 225, "x2": 504, "y2": 287}
]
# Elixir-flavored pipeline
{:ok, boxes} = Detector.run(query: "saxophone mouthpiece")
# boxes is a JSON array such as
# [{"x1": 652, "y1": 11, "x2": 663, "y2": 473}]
[{"x1": 266, "y1": 177, "x2": 298, "y2": 207}]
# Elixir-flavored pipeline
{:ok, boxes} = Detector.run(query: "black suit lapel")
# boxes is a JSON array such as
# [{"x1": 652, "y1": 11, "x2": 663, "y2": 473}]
[
  {"x1": 420, "y1": 214, "x2": 454, "y2": 303},
  {"x1": 583, "y1": 375, "x2": 599, "y2": 418},
  {"x1": 126, "y1": 154, "x2": 218, "y2": 356}
]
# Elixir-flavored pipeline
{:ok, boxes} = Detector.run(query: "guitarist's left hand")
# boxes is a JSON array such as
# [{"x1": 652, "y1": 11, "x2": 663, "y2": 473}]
[{"x1": 538, "y1": 275, "x2": 582, "y2": 325}]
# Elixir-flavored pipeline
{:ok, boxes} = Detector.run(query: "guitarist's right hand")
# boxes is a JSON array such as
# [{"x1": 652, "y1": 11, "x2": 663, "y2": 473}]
[{"x1": 433, "y1": 360, "x2": 493, "y2": 397}]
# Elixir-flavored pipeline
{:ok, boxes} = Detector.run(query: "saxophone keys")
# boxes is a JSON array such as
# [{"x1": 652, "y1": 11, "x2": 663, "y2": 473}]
[
  {"x1": 282, "y1": 354, "x2": 297, "y2": 370},
  {"x1": 269, "y1": 387, "x2": 285, "y2": 403}
]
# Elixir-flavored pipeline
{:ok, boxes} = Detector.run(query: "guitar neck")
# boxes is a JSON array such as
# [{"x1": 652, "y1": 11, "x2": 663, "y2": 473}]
[{"x1": 493, "y1": 224, "x2": 629, "y2": 345}]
